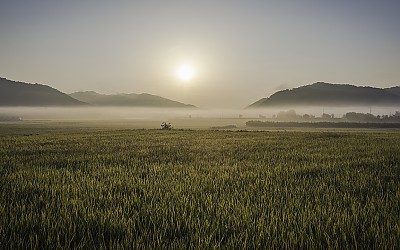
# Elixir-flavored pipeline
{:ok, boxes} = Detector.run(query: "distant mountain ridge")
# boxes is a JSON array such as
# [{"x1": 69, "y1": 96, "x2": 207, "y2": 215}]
[
  {"x1": 0, "y1": 77, "x2": 196, "y2": 108},
  {"x1": 0, "y1": 77, "x2": 85, "y2": 106},
  {"x1": 69, "y1": 91, "x2": 196, "y2": 108},
  {"x1": 248, "y1": 82, "x2": 400, "y2": 108},
  {"x1": 385, "y1": 86, "x2": 400, "y2": 97}
]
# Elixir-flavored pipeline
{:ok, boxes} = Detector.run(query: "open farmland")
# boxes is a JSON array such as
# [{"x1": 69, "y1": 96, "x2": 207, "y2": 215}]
[{"x1": 0, "y1": 123, "x2": 399, "y2": 249}]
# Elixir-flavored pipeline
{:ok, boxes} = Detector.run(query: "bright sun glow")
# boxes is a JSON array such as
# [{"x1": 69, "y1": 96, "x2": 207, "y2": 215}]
[{"x1": 177, "y1": 64, "x2": 195, "y2": 82}]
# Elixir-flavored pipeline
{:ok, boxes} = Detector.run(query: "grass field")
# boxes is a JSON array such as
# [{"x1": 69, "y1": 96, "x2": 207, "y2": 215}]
[{"x1": 0, "y1": 122, "x2": 399, "y2": 249}]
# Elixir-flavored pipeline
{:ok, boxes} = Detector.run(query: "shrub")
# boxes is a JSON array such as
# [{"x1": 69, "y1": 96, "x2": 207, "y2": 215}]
[{"x1": 161, "y1": 122, "x2": 173, "y2": 130}]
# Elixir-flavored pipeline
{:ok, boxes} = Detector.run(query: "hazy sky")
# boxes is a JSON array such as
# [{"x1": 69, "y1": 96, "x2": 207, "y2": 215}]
[{"x1": 1, "y1": 0, "x2": 399, "y2": 108}]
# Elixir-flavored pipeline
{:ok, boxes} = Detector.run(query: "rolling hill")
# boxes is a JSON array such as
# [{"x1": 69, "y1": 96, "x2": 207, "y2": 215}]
[
  {"x1": 0, "y1": 77, "x2": 196, "y2": 108},
  {"x1": 248, "y1": 82, "x2": 400, "y2": 108},
  {"x1": 69, "y1": 91, "x2": 196, "y2": 108},
  {"x1": 0, "y1": 77, "x2": 86, "y2": 106}
]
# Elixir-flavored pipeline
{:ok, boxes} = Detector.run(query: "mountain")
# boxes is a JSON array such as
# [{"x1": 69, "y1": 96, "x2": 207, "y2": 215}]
[
  {"x1": 69, "y1": 91, "x2": 196, "y2": 108},
  {"x1": 385, "y1": 86, "x2": 400, "y2": 97},
  {"x1": 248, "y1": 82, "x2": 400, "y2": 108},
  {"x1": 0, "y1": 77, "x2": 86, "y2": 106},
  {"x1": 0, "y1": 77, "x2": 196, "y2": 108}
]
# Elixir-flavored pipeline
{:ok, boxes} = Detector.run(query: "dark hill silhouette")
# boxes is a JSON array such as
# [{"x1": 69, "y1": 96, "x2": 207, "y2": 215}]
[
  {"x1": 0, "y1": 77, "x2": 86, "y2": 106},
  {"x1": 385, "y1": 86, "x2": 400, "y2": 97},
  {"x1": 248, "y1": 82, "x2": 400, "y2": 108},
  {"x1": 69, "y1": 91, "x2": 196, "y2": 108}
]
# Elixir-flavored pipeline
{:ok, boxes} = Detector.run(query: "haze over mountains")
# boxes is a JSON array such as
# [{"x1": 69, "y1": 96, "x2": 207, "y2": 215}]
[
  {"x1": 69, "y1": 91, "x2": 195, "y2": 108},
  {"x1": 0, "y1": 77, "x2": 85, "y2": 106},
  {"x1": 0, "y1": 77, "x2": 195, "y2": 108},
  {"x1": 2, "y1": 77, "x2": 400, "y2": 109},
  {"x1": 248, "y1": 82, "x2": 400, "y2": 108}
]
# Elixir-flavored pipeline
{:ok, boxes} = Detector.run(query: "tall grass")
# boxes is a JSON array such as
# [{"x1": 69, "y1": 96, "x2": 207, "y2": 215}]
[{"x1": 0, "y1": 128, "x2": 399, "y2": 248}]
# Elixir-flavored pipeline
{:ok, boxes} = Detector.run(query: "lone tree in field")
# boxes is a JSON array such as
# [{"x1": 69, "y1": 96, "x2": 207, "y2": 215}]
[{"x1": 161, "y1": 122, "x2": 173, "y2": 130}]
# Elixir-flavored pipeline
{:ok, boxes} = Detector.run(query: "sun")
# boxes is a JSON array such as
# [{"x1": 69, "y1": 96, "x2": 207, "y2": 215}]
[{"x1": 177, "y1": 64, "x2": 195, "y2": 82}]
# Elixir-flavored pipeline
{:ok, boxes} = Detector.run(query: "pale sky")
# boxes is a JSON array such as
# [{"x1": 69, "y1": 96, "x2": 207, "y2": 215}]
[{"x1": 1, "y1": 0, "x2": 399, "y2": 108}]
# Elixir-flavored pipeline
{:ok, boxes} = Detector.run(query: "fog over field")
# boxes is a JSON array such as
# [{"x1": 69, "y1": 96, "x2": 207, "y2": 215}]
[{"x1": 1, "y1": 106, "x2": 399, "y2": 119}]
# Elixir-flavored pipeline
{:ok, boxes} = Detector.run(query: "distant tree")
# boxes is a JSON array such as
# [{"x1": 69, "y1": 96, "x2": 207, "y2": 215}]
[
  {"x1": 321, "y1": 113, "x2": 333, "y2": 119},
  {"x1": 303, "y1": 114, "x2": 315, "y2": 120},
  {"x1": 161, "y1": 122, "x2": 173, "y2": 130},
  {"x1": 344, "y1": 112, "x2": 376, "y2": 122}
]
